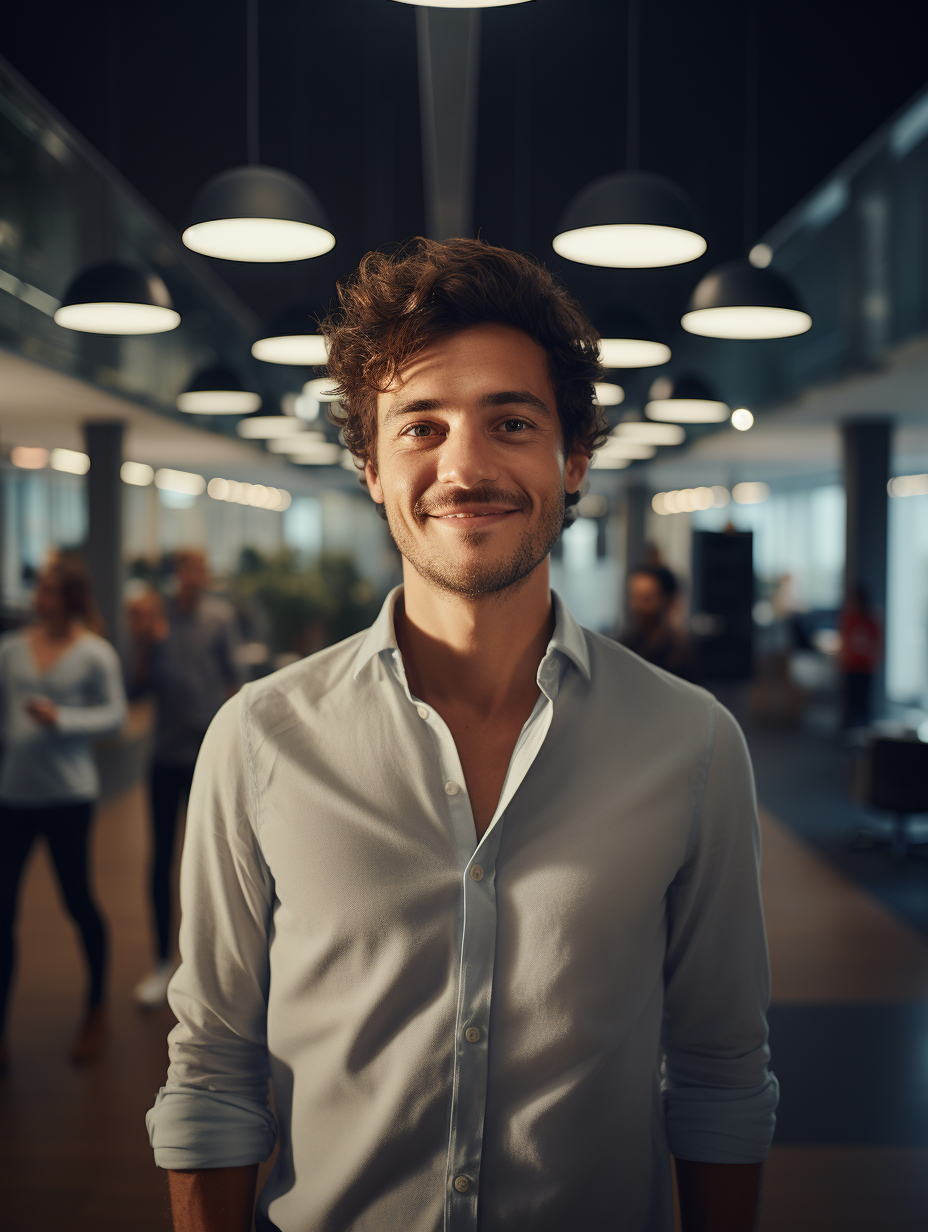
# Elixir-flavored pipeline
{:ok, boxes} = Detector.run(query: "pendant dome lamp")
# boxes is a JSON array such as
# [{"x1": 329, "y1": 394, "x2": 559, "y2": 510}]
[
  {"x1": 554, "y1": 172, "x2": 706, "y2": 269},
  {"x1": 182, "y1": 1, "x2": 335, "y2": 264},
  {"x1": 176, "y1": 365, "x2": 262, "y2": 415},
  {"x1": 680, "y1": 0, "x2": 811, "y2": 341},
  {"x1": 553, "y1": 0, "x2": 706, "y2": 269},
  {"x1": 54, "y1": 263, "x2": 180, "y2": 335},
  {"x1": 252, "y1": 304, "x2": 329, "y2": 366},
  {"x1": 183, "y1": 167, "x2": 335, "y2": 263},
  {"x1": 390, "y1": 1, "x2": 532, "y2": 6},
  {"x1": 681, "y1": 259, "x2": 811, "y2": 339},
  {"x1": 596, "y1": 308, "x2": 671, "y2": 369},
  {"x1": 645, "y1": 376, "x2": 730, "y2": 423}
]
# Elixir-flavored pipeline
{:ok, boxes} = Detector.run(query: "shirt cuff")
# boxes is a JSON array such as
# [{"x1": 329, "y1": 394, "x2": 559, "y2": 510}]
[
  {"x1": 146, "y1": 1087, "x2": 278, "y2": 1170},
  {"x1": 663, "y1": 1074, "x2": 779, "y2": 1164}
]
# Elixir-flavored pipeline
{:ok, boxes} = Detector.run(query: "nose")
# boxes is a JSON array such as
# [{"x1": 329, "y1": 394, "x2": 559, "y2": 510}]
[{"x1": 435, "y1": 421, "x2": 499, "y2": 490}]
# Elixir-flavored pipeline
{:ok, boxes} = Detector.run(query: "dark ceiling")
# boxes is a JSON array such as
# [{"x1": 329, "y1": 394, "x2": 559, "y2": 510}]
[{"x1": 3, "y1": 0, "x2": 927, "y2": 352}]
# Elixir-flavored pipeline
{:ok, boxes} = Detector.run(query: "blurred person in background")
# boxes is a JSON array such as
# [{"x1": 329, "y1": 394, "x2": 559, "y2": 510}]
[
  {"x1": 620, "y1": 564, "x2": 694, "y2": 680},
  {"x1": 128, "y1": 549, "x2": 241, "y2": 1008},
  {"x1": 839, "y1": 585, "x2": 882, "y2": 729},
  {"x1": 0, "y1": 553, "x2": 127, "y2": 1071}
]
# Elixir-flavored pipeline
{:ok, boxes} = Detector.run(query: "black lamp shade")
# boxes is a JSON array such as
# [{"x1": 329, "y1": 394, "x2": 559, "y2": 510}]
[
  {"x1": 183, "y1": 166, "x2": 335, "y2": 263},
  {"x1": 682, "y1": 259, "x2": 812, "y2": 339},
  {"x1": 54, "y1": 263, "x2": 180, "y2": 334},
  {"x1": 646, "y1": 374, "x2": 730, "y2": 423},
  {"x1": 252, "y1": 302, "x2": 328, "y2": 365},
  {"x1": 176, "y1": 365, "x2": 262, "y2": 415},
  {"x1": 553, "y1": 172, "x2": 707, "y2": 268},
  {"x1": 595, "y1": 307, "x2": 672, "y2": 368}
]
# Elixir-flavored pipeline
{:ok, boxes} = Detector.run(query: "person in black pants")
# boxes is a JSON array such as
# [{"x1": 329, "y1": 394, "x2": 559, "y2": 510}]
[
  {"x1": 0, "y1": 555, "x2": 127, "y2": 1071},
  {"x1": 128, "y1": 550, "x2": 241, "y2": 1007}
]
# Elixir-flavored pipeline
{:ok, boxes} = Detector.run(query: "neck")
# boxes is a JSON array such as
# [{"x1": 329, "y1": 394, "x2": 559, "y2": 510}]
[
  {"x1": 39, "y1": 615, "x2": 77, "y2": 640},
  {"x1": 396, "y1": 559, "x2": 554, "y2": 715},
  {"x1": 176, "y1": 588, "x2": 199, "y2": 614}
]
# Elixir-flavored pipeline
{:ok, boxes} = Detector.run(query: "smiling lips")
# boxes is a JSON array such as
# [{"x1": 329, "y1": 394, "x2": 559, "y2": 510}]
[{"x1": 432, "y1": 506, "x2": 517, "y2": 520}]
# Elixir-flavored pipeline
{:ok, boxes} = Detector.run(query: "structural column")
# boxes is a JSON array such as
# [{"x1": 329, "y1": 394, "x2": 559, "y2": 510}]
[
  {"x1": 83, "y1": 421, "x2": 124, "y2": 648},
  {"x1": 623, "y1": 483, "x2": 649, "y2": 576},
  {"x1": 842, "y1": 418, "x2": 891, "y2": 710}
]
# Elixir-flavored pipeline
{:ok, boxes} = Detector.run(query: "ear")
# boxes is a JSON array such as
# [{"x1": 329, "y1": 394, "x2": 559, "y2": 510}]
[
  {"x1": 564, "y1": 448, "x2": 591, "y2": 495},
  {"x1": 364, "y1": 459, "x2": 385, "y2": 507}
]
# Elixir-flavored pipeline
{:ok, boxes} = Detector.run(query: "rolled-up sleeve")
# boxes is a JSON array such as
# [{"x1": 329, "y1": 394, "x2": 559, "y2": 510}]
[
  {"x1": 661, "y1": 700, "x2": 779, "y2": 1164},
  {"x1": 146, "y1": 689, "x2": 278, "y2": 1169}
]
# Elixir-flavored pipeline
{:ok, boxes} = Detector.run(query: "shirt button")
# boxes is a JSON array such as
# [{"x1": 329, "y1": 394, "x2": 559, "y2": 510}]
[
  {"x1": 453, "y1": 1176, "x2": 471, "y2": 1193},
  {"x1": 444, "y1": 781, "x2": 460, "y2": 796},
  {"x1": 417, "y1": 705, "x2": 428, "y2": 719},
  {"x1": 465, "y1": 1026, "x2": 481, "y2": 1043},
  {"x1": 470, "y1": 865, "x2": 484, "y2": 881}
]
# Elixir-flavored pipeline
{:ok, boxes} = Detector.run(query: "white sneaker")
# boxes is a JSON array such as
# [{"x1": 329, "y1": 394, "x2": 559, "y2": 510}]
[{"x1": 133, "y1": 959, "x2": 178, "y2": 1008}]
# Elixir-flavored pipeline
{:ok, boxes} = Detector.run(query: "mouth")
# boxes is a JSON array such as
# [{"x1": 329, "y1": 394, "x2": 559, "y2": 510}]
[{"x1": 429, "y1": 507, "x2": 519, "y2": 522}]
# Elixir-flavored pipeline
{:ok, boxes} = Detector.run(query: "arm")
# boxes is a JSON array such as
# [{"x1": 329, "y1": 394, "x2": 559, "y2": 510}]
[
  {"x1": 146, "y1": 694, "x2": 277, "y2": 1198},
  {"x1": 675, "y1": 1159, "x2": 763, "y2": 1232},
  {"x1": 167, "y1": 1165, "x2": 258, "y2": 1232},
  {"x1": 51, "y1": 641, "x2": 129, "y2": 737},
  {"x1": 661, "y1": 701, "x2": 778, "y2": 1208}
]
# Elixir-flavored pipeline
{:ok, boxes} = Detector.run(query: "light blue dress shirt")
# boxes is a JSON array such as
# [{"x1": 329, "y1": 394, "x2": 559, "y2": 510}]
[{"x1": 147, "y1": 588, "x2": 777, "y2": 1232}]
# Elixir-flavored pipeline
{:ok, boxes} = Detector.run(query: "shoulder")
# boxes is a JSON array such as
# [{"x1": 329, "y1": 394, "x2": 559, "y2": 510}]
[
  {"x1": 232, "y1": 627, "x2": 371, "y2": 735},
  {"x1": 0, "y1": 629, "x2": 26, "y2": 653},
  {"x1": 582, "y1": 627, "x2": 725, "y2": 754},
  {"x1": 78, "y1": 632, "x2": 122, "y2": 669}
]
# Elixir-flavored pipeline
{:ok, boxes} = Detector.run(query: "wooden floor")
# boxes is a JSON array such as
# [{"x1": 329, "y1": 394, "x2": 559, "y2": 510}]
[
  {"x1": 757, "y1": 807, "x2": 928, "y2": 1231},
  {"x1": 1, "y1": 788, "x2": 926, "y2": 1230}
]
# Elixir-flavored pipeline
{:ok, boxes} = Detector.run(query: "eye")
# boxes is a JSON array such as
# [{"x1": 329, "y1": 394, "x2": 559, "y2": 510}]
[
  {"x1": 403, "y1": 423, "x2": 437, "y2": 437},
  {"x1": 500, "y1": 418, "x2": 530, "y2": 433}
]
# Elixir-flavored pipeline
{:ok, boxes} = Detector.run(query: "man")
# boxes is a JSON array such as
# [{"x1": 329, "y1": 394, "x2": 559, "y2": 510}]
[
  {"x1": 620, "y1": 563, "x2": 694, "y2": 680},
  {"x1": 129, "y1": 549, "x2": 241, "y2": 1006},
  {"x1": 147, "y1": 239, "x2": 777, "y2": 1232}
]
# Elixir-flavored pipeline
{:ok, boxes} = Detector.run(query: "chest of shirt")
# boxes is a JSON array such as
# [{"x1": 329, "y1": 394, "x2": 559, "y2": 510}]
[
  {"x1": 250, "y1": 676, "x2": 696, "y2": 1007},
  {"x1": 5, "y1": 646, "x2": 99, "y2": 707}
]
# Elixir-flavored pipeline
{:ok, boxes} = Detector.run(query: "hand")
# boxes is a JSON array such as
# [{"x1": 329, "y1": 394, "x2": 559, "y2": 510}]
[
  {"x1": 26, "y1": 697, "x2": 59, "y2": 727},
  {"x1": 127, "y1": 591, "x2": 169, "y2": 643}
]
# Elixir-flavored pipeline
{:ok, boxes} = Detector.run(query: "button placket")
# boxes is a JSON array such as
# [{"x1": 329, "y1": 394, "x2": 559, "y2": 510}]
[{"x1": 397, "y1": 667, "x2": 559, "y2": 1232}]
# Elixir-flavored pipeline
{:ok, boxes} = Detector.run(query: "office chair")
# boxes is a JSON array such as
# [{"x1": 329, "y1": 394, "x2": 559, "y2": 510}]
[{"x1": 849, "y1": 736, "x2": 928, "y2": 860}]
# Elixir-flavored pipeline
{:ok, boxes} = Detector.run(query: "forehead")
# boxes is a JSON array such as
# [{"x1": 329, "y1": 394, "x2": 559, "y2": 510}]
[{"x1": 376, "y1": 322, "x2": 555, "y2": 417}]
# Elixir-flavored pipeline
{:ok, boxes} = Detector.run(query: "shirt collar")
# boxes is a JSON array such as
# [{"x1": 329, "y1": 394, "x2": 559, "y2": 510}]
[{"x1": 353, "y1": 585, "x2": 590, "y2": 683}]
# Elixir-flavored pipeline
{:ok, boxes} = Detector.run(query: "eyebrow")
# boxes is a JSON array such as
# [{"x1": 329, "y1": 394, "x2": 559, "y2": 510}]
[{"x1": 384, "y1": 389, "x2": 553, "y2": 424}]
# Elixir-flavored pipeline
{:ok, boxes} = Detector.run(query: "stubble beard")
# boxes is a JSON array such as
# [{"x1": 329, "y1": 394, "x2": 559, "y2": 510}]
[{"x1": 385, "y1": 487, "x2": 566, "y2": 599}]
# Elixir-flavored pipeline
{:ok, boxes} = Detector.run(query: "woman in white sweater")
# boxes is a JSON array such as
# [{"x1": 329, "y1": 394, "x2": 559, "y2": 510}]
[{"x1": 0, "y1": 554, "x2": 127, "y2": 1071}]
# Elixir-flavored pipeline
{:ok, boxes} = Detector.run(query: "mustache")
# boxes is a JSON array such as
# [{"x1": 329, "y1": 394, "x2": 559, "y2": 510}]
[{"x1": 414, "y1": 486, "x2": 532, "y2": 519}]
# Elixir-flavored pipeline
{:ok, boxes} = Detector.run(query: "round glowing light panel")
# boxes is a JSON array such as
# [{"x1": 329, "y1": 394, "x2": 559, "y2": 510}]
[
  {"x1": 391, "y1": 0, "x2": 532, "y2": 6},
  {"x1": 593, "y1": 382, "x2": 625, "y2": 406},
  {"x1": 645, "y1": 398, "x2": 730, "y2": 423},
  {"x1": 176, "y1": 390, "x2": 262, "y2": 415},
  {"x1": 681, "y1": 305, "x2": 812, "y2": 340},
  {"x1": 182, "y1": 218, "x2": 335, "y2": 263},
  {"x1": 237, "y1": 417, "x2": 308, "y2": 439},
  {"x1": 54, "y1": 302, "x2": 181, "y2": 335},
  {"x1": 599, "y1": 338, "x2": 671, "y2": 368},
  {"x1": 251, "y1": 334, "x2": 329, "y2": 366},
  {"x1": 553, "y1": 224, "x2": 706, "y2": 269}
]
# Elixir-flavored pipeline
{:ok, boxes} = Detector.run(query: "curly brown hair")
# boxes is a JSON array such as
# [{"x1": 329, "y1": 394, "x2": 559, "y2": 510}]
[{"x1": 322, "y1": 238, "x2": 608, "y2": 501}]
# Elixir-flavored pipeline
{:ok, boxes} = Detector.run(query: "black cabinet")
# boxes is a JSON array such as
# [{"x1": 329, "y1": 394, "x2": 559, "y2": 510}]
[{"x1": 690, "y1": 530, "x2": 754, "y2": 680}]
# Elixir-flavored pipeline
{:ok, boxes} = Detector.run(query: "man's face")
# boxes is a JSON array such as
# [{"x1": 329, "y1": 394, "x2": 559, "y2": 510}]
[
  {"x1": 176, "y1": 554, "x2": 208, "y2": 595},
  {"x1": 365, "y1": 323, "x2": 589, "y2": 599},
  {"x1": 628, "y1": 573, "x2": 666, "y2": 623}
]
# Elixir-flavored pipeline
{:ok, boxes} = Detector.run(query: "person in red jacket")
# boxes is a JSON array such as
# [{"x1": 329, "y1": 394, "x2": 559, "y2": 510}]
[{"x1": 839, "y1": 585, "x2": 882, "y2": 729}]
